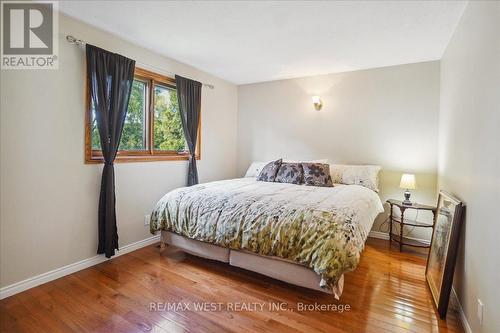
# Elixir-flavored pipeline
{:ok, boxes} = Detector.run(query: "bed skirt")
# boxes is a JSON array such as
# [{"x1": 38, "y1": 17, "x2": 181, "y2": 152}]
[{"x1": 161, "y1": 231, "x2": 344, "y2": 299}]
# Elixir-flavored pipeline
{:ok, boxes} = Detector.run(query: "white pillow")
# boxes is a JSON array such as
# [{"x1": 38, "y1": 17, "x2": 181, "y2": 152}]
[
  {"x1": 244, "y1": 159, "x2": 329, "y2": 178},
  {"x1": 329, "y1": 164, "x2": 381, "y2": 192},
  {"x1": 244, "y1": 161, "x2": 268, "y2": 178}
]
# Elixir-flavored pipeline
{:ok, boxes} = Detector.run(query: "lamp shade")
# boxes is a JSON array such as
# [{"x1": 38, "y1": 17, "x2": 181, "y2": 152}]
[{"x1": 400, "y1": 174, "x2": 416, "y2": 190}]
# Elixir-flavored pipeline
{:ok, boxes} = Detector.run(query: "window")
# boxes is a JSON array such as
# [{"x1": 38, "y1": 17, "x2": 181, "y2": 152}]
[{"x1": 85, "y1": 67, "x2": 200, "y2": 163}]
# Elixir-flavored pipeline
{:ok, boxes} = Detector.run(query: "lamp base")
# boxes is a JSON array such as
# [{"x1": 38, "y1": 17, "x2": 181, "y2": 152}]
[{"x1": 402, "y1": 190, "x2": 412, "y2": 205}]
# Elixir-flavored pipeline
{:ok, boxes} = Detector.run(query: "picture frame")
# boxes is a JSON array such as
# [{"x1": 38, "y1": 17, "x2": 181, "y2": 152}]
[{"x1": 426, "y1": 190, "x2": 464, "y2": 318}]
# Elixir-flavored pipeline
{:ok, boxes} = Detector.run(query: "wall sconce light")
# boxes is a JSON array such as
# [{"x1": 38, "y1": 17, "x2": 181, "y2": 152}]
[{"x1": 312, "y1": 96, "x2": 323, "y2": 111}]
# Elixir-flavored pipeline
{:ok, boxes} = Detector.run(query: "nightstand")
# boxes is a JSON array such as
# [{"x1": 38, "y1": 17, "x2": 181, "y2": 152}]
[{"x1": 387, "y1": 199, "x2": 437, "y2": 252}]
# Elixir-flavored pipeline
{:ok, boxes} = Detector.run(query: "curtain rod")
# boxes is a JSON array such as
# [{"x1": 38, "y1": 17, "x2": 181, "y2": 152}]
[{"x1": 65, "y1": 35, "x2": 215, "y2": 89}]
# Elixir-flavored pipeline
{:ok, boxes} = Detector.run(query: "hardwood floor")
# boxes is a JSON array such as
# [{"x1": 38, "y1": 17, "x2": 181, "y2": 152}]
[{"x1": 0, "y1": 238, "x2": 463, "y2": 333}]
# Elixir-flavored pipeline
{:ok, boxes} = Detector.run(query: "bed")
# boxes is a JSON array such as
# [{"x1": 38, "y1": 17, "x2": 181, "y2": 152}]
[{"x1": 150, "y1": 177, "x2": 384, "y2": 299}]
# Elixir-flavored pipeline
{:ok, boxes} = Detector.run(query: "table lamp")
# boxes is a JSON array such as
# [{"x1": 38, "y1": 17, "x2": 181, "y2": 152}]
[{"x1": 400, "y1": 174, "x2": 416, "y2": 205}]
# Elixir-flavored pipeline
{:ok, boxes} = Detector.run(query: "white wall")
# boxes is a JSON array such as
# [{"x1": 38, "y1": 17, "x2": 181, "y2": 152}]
[
  {"x1": 238, "y1": 61, "x2": 440, "y2": 237},
  {"x1": 0, "y1": 14, "x2": 238, "y2": 288},
  {"x1": 438, "y1": 2, "x2": 500, "y2": 332}
]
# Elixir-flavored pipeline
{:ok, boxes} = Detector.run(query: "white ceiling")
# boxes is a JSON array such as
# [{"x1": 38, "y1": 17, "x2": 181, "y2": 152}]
[{"x1": 60, "y1": 1, "x2": 467, "y2": 85}]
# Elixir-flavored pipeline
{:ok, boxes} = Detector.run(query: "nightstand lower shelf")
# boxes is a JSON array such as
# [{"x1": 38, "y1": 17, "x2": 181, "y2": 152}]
[
  {"x1": 390, "y1": 217, "x2": 433, "y2": 228},
  {"x1": 387, "y1": 199, "x2": 436, "y2": 252},
  {"x1": 390, "y1": 234, "x2": 431, "y2": 248}
]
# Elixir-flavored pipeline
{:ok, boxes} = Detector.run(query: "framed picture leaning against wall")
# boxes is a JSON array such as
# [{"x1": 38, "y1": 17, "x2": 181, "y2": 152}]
[{"x1": 426, "y1": 190, "x2": 465, "y2": 318}]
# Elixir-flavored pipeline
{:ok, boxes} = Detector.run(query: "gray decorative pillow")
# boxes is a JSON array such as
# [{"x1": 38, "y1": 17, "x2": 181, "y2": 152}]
[
  {"x1": 275, "y1": 162, "x2": 304, "y2": 184},
  {"x1": 256, "y1": 159, "x2": 282, "y2": 182},
  {"x1": 302, "y1": 163, "x2": 333, "y2": 187}
]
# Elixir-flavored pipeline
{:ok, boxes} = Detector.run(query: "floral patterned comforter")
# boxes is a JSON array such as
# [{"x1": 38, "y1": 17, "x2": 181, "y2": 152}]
[{"x1": 150, "y1": 178, "x2": 384, "y2": 293}]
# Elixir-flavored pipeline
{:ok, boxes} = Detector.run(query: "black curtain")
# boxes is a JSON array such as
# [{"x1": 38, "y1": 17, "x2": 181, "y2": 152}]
[
  {"x1": 86, "y1": 44, "x2": 136, "y2": 258},
  {"x1": 175, "y1": 75, "x2": 202, "y2": 186}
]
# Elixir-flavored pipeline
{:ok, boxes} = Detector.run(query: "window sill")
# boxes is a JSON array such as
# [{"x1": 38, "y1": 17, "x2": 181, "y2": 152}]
[{"x1": 85, "y1": 152, "x2": 200, "y2": 164}]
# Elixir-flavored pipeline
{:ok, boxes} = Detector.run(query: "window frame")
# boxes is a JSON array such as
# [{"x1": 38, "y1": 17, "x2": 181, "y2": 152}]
[{"x1": 85, "y1": 67, "x2": 201, "y2": 164}]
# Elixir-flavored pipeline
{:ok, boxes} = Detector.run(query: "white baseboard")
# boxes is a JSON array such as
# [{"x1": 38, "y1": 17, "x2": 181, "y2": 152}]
[
  {"x1": 451, "y1": 287, "x2": 472, "y2": 333},
  {"x1": 368, "y1": 230, "x2": 390, "y2": 240},
  {"x1": 0, "y1": 234, "x2": 160, "y2": 300},
  {"x1": 368, "y1": 230, "x2": 430, "y2": 245}
]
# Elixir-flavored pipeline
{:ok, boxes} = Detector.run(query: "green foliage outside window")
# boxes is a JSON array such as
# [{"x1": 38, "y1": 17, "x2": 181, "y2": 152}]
[
  {"x1": 154, "y1": 85, "x2": 186, "y2": 151},
  {"x1": 120, "y1": 80, "x2": 146, "y2": 150},
  {"x1": 91, "y1": 109, "x2": 101, "y2": 150},
  {"x1": 91, "y1": 80, "x2": 186, "y2": 152}
]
